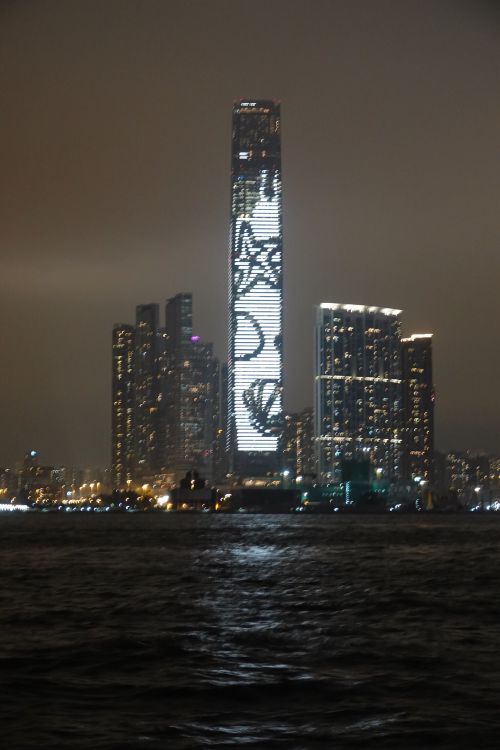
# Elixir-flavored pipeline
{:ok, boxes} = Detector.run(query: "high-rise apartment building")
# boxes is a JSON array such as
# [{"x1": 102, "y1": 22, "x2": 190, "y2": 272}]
[
  {"x1": 315, "y1": 303, "x2": 403, "y2": 483},
  {"x1": 282, "y1": 408, "x2": 316, "y2": 478},
  {"x1": 228, "y1": 100, "x2": 284, "y2": 476},
  {"x1": 401, "y1": 334, "x2": 435, "y2": 484},
  {"x1": 296, "y1": 407, "x2": 315, "y2": 477},
  {"x1": 111, "y1": 296, "x2": 221, "y2": 488},
  {"x1": 165, "y1": 292, "x2": 192, "y2": 356},
  {"x1": 282, "y1": 413, "x2": 300, "y2": 474},
  {"x1": 134, "y1": 304, "x2": 161, "y2": 478},
  {"x1": 165, "y1": 293, "x2": 219, "y2": 483},
  {"x1": 111, "y1": 324, "x2": 135, "y2": 488},
  {"x1": 213, "y1": 362, "x2": 229, "y2": 483}
]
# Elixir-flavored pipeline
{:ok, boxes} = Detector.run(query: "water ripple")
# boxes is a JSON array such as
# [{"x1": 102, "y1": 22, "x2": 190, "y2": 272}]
[{"x1": 0, "y1": 513, "x2": 499, "y2": 748}]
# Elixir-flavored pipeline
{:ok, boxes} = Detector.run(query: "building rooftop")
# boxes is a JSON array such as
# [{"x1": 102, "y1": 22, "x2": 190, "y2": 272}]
[
  {"x1": 401, "y1": 333, "x2": 433, "y2": 341},
  {"x1": 319, "y1": 303, "x2": 402, "y2": 316}
]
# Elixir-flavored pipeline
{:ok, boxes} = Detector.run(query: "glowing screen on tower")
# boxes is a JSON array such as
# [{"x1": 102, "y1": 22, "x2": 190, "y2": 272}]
[{"x1": 229, "y1": 101, "x2": 283, "y2": 456}]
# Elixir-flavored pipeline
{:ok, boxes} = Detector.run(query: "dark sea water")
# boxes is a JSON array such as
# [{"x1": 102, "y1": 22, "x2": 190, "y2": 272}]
[{"x1": 1, "y1": 513, "x2": 499, "y2": 749}]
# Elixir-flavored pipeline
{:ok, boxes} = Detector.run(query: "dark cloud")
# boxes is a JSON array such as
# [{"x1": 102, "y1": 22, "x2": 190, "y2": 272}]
[{"x1": 0, "y1": 0, "x2": 499, "y2": 466}]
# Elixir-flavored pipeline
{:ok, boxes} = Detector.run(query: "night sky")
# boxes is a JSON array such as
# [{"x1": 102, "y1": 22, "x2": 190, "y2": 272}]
[{"x1": 1, "y1": 0, "x2": 499, "y2": 468}]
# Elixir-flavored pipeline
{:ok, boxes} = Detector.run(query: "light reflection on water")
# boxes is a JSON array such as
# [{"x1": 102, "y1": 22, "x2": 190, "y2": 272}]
[
  {"x1": 230, "y1": 543, "x2": 282, "y2": 561},
  {"x1": 0, "y1": 513, "x2": 499, "y2": 748}
]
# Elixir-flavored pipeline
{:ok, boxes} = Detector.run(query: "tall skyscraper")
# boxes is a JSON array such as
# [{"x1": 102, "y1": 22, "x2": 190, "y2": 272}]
[
  {"x1": 165, "y1": 293, "x2": 219, "y2": 483},
  {"x1": 134, "y1": 303, "x2": 161, "y2": 478},
  {"x1": 111, "y1": 324, "x2": 135, "y2": 488},
  {"x1": 315, "y1": 303, "x2": 403, "y2": 483},
  {"x1": 228, "y1": 99, "x2": 284, "y2": 476},
  {"x1": 401, "y1": 334, "x2": 435, "y2": 484},
  {"x1": 165, "y1": 292, "x2": 192, "y2": 355}
]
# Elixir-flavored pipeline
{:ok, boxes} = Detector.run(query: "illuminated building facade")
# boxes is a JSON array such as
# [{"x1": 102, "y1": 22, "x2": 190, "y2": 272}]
[
  {"x1": 315, "y1": 303, "x2": 403, "y2": 483},
  {"x1": 165, "y1": 293, "x2": 219, "y2": 483},
  {"x1": 296, "y1": 407, "x2": 315, "y2": 477},
  {"x1": 134, "y1": 304, "x2": 161, "y2": 477},
  {"x1": 445, "y1": 451, "x2": 489, "y2": 492},
  {"x1": 112, "y1": 324, "x2": 135, "y2": 488},
  {"x1": 111, "y1": 295, "x2": 221, "y2": 488},
  {"x1": 282, "y1": 408, "x2": 315, "y2": 478},
  {"x1": 282, "y1": 413, "x2": 300, "y2": 474},
  {"x1": 401, "y1": 334, "x2": 435, "y2": 484},
  {"x1": 213, "y1": 362, "x2": 229, "y2": 482},
  {"x1": 228, "y1": 99, "x2": 284, "y2": 475}
]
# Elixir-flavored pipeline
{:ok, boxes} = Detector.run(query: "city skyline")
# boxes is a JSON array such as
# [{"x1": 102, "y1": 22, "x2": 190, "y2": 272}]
[
  {"x1": 1, "y1": 1, "x2": 499, "y2": 466},
  {"x1": 111, "y1": 293, "x2": 221, "y2": 488}
]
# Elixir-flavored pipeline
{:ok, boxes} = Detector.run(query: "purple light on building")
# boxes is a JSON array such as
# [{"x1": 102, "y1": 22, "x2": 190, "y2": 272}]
[{"x1": 191, "y1": 335, "x2": 200, "y2": 342}]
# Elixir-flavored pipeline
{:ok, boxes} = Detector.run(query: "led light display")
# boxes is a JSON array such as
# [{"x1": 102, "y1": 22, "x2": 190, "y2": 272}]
[{"x1": 229, "y1": 101, "x2": 283, "y2": 458}]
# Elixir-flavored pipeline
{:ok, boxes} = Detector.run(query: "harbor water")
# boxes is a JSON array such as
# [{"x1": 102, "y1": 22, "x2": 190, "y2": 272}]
[{"x1": 0, "y1": 513, "x2": 499, "y2": 748}]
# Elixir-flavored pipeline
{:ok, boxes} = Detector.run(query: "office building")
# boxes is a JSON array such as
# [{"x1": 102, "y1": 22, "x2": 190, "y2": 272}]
[
  {"x1": 111, "y1": 324, "x2": 135, "y2": 488},
  {"x1": 401, "y1": 334, "x2": 435, "y2": 484},
  {"x1": 228, "y1": 100, "x2": 284, "y2": 476},
  {"x1": 315, "y1": 303, "x2": 403, "y2": 483}
]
